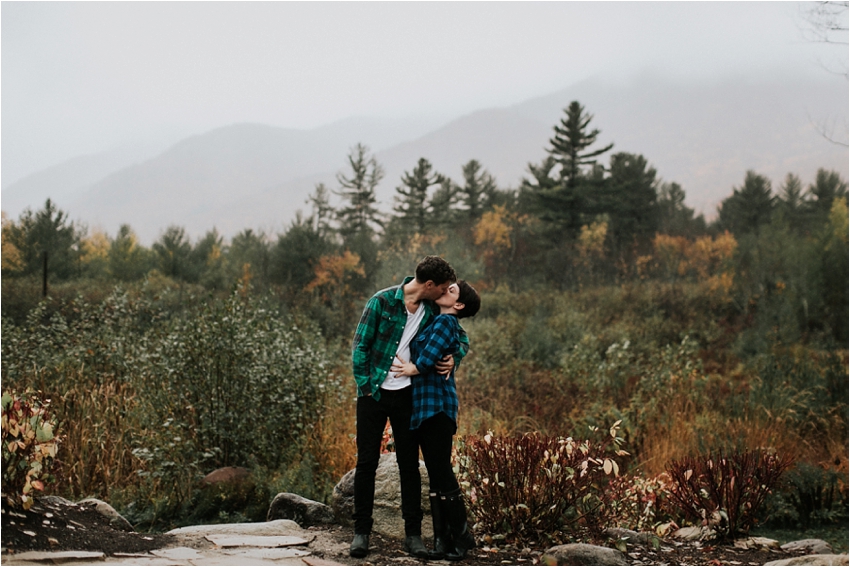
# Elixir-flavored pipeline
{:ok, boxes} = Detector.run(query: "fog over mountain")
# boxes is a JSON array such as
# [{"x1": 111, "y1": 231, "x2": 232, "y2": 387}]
[{"x1": 3, "y1": 71, "x2": 847, "y2": 245}]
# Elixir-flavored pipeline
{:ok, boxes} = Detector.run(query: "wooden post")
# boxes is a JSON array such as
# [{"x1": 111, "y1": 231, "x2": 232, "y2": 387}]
[{"x1": 42, "y1": 250, "x2": 48, "y2": 298}]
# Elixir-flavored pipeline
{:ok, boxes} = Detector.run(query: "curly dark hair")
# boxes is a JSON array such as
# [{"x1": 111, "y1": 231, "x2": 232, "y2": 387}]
[
  {"x1": 415, "y1": 256, "x2": 456, "y2": 286},
  {"x1": 456, "y1": 280, "x2": 481, "y2": 319}
]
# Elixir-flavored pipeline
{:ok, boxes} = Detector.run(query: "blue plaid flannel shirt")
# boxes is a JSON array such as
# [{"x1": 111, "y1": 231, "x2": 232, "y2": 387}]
[{"x1": 409, "y1": 314, "x2": 463, "y2": 430}]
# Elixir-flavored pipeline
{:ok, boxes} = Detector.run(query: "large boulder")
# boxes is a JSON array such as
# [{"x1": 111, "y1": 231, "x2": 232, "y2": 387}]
[
  {"x1": 332, "y1": 452, "x2": 433, "y2": 539},
  {"x1": 202, "y1": 466, "x2": 250, "y2": 485},
  {"x1": 267, "y1": 492, "x2": 335, "y2": 527},
  {"x1": 542, "y1": 543, "x2": 628, "y2": 566}
]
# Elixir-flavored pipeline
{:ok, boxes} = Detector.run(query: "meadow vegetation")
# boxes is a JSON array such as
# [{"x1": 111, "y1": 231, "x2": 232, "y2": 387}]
[{"x1": 2, "y1": 101, "x2": 847, "y2": 543}]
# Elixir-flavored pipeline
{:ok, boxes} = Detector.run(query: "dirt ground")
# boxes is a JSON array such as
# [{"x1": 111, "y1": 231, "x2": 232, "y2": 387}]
[{"x1": 0, "y1": 496, "x2": 825, "y2": 566}]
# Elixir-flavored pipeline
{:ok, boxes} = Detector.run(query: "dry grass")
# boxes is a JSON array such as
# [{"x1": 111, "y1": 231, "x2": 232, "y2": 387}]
[
  {"x1": 305, "y1": 374, "x2": 358, "y2": 484},
  {"x1": 25, "y1": 367, "x2": 145, "y2": 501}
]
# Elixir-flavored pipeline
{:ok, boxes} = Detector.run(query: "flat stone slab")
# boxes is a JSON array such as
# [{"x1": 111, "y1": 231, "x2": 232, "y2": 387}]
[
  {"x1": 5, "y1": 550, "x2": 105, "y2": 563},
  {"x1": 205, "y1": 535, "x2": 310, "y2": 548},
  {"x1": 765, "y1": 555, "x2": 849, "y2": 566},
  {"x1": 151, "y1": 547, "x2": 204, "y2": 560},
  {"x1": 733, "y1": 536, "x2": 780, "y2": 549},
  {"x1": 222, "y1": 547, "x2": 311, "y2": 559},
  {"x1": 781, "y1": 539, "x2": 835, "y2": 555},
  {"x1": 167, "y1": 519, "x2": 304, "y2": 538}
]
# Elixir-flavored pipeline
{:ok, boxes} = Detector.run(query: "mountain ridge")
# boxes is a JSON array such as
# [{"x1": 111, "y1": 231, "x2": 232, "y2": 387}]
[{"x1": 2, "y1": 71, "x2": 846, "y2": 244}]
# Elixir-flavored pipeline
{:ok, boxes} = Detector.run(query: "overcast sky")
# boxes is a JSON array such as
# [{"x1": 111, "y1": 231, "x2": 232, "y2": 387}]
[{"x1": 1, "y1": 1, "x2": 845, "y2": 186}]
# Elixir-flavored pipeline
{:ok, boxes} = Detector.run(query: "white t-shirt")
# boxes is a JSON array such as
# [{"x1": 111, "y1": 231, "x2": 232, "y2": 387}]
[{"x1": 381, "y1": 302, "x2": 426, "y2": 390}]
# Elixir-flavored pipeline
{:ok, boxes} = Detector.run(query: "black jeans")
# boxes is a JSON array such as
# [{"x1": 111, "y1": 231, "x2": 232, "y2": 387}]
[
  {"x1": 353, "y1": 387, "x2": 423, "y2": 535},
  {"x1": 416, "y1": 412, "x2": 460, "y2": 494}
]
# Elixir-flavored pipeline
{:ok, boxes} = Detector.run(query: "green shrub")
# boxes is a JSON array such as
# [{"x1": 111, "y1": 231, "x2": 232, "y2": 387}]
[{"x1": 762, "y1": 462, "x2": 849, "y2": 529}]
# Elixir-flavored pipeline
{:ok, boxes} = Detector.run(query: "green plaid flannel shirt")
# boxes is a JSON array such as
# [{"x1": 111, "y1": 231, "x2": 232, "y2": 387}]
[{"x1": 352, "y1": 276, "x2": 469, "y2": 400}]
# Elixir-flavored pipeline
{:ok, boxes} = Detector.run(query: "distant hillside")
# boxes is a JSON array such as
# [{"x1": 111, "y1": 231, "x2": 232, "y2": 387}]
[
  {"x1": 0, "y1": 143, "x2": 169, "y2": 217},
  {"x1": 3, "y1": 71, "x2": 846, "y2": 244}
]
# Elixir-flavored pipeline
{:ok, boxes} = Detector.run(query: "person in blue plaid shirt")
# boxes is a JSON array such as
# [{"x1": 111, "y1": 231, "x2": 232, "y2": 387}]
[{"x1": 393, "y1": 280, "x2": 481, "y2": 561}]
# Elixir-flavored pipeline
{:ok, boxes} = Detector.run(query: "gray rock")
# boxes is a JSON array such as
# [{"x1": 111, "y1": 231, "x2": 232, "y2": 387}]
[
  {"x1": 543, "y1": 543, "x2": 628, "y2": 566},
  {"x1": 39, "y1": 495, "x2": 76, "y2": 508},
  {"x1": 77, "y1": 497, "x2": 134, "y2": 532},
  {"x1": 781, "y1": 539, "x2": 835, "y2": 555},
  {"x1": 603, "y1": 527, "x2": 658, "y2": 546},
  {"x1": 331, "y1": 452, "x2": 433, "y2": 539},
  {"x1": 671, "y1": 525, "x2": 715, "y2": 541},
  {"x1": 167, "y1": 519, "x2": 303, "y2": 538},
  {"x1": 765, "y1": 554, "x2": 849, "y2": 566},
  {"x1": 267, "y1": 492, "x2": 335, "y2": 527}
]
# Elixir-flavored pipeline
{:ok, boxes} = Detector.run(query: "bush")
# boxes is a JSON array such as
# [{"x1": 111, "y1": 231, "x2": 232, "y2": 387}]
[
  {"x1": 762, "y1": 462, "x2": 849, "y2": 529},
  {"x1": 456, "y1": 423, "x2": 628, "y2": 544},
  {"x1": 1, "y1": 389, "x2": 59, "y2": 510},
  {"x1": 603, "y1": 472, "x2": 676, "y2": 533},
  {"x1": 665, "y1": 449, "x2": 793, "y2": 539}
]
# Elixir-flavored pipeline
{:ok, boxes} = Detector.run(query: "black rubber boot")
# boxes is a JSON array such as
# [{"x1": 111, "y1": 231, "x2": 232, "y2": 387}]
[
  {"x1": 428, "y1": 492, "x2": 453, "y2": 560},
  {"x1": 441, "y1": 489, "x2": 476, "y2": 561},
  {"x1": 403, "y1": 535, "x2": 430, "y2": 559},
  {"x1": 349, "y1": 533, "x2": 370, "y2": 558}
]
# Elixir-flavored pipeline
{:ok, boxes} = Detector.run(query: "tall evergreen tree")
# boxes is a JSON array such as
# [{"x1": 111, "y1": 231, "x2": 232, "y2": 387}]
[
  {"x1": 717, "y1": 170, "x2": 776, "y2": 235},
  {"x1": 152, "y1": 225, "x2": 193, "y2": 281},
  {"x1": 308, "y1": 183, "x2": 336, "y2": 239},
  {"x1": 335, "y1": 144, "x2": 385, "y2": 238},
  {"x1": 776, "y1": 173, "x2": 807, "y2": 232},
  {"x1": 603, "y1": 152, "x2": 659, "y2": 253},
  {"x1": 806, "y1": 168, "x2": 848, "y2": 224},
  {"x1": 6, "y1": 199, "x2": 81, "y2": 280},
  {"x1": 393, "y1": 158, "x2": 443, "y2": 234},
  {"x1": 109, "y1": 224, "x2": 151, "y2": 282},
  {"x1": 270, "y1": 212, "x2": 335, "y2": 291},
  {"x1": 428, "y1": 177, "x2": 461, "y2": 230},
  {"x1": 656, "y1": 181, "x2": 706, "y2": 237},
  {"x1": 520, "y1": 155, "x2": 583, "y2": 239},
  {"x1": 227, "y1": 229, "x2": 271, "y2": 285},
  {"x1": 548, "y1": 101, "x2": 614, "y2": 188},
  {"x1": 457, "y1": 159, "x2": 497, "y2": 223}
]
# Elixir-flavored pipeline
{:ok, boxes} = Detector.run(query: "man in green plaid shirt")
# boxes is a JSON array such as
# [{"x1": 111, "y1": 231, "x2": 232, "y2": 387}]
[{"x1": 349, "y1": 256, "x2": 468, "y2": 559}]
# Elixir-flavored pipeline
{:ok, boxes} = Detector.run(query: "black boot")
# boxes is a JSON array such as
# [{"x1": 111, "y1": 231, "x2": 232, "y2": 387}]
[
  {"x1": 428, "y1": 492, "x2": 453, "y2": 559},
  {"x1": 441, "y1": 489, "x2": 476, "y2": 561}
]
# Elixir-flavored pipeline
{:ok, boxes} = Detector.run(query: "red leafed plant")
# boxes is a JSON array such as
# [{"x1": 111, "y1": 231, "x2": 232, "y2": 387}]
[
  {"x1": 665, "y1": 449, "x2": 794, "y2": 540},
  {"x1": 1, "y1": 389, "x2": 60, "y2": 510},
  {"x1": 456, "y1": 422, "x2": 628, "y2": 544}
]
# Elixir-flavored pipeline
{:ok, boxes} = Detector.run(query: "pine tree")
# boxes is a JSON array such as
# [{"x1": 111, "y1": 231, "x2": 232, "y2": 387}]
[
  {"x1": 335, "y1": 144, "x2": 385, "y2": 238},
  {"x1": 657, "y1": 182, "x2": 706, "y2": 237},
  {"x1": 548, "y1": 101, "x2": 614, "y2": 188},
  {"x1": 152, "y1": 225, "x2": 193, "y2": 280},
  {"x1": 806, "y1": 168, "x2": 848, "y2": 224},
  {"x1": 393, "y1": 158, "x2": 443, "y2": 234},
  {"x1": 604, "y1": 152, "x2": 659, "y2": 253},
  {"x1": 457, "y1": 159, "x2": 497, "y2": 223},
  {"x1": 428, "y1": 177, "x2": 461, "y2": 230},
  {"x1": 307, "y1": 183, "x2": 336, "y2": 239},
  {"x1": 718, "y1": 171, "x2": 776, "y2": 235},
  {"x1": 6, "y1": 199, "x2": 81, "y2": 279},
  {"x1": 776, "y1": 173, "x2": 807, "y2": 232}
]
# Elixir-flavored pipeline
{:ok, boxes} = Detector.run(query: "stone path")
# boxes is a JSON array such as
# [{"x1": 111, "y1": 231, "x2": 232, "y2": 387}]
[{"x1": 2, "y1": 520, "x2": 346, "y2": 566}]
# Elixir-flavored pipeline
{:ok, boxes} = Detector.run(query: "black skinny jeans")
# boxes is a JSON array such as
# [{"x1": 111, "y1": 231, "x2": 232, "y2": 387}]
[
  {"x1": 353, "y1": 387, "x2": 423, "y2": 535},
  {"x1": 416, "y1": 412, "x2": 460, "y2": 494}
]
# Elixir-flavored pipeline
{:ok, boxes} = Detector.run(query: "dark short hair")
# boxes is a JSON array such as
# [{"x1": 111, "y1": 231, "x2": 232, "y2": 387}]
[
  {"x1": 415, "y1": 256, "x2": 456, "y2": 286},
  {"x1": 456, "y1": 280, "x2": 480, "y2": 319}
]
